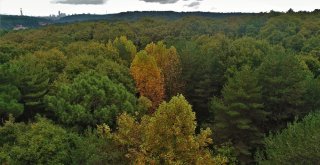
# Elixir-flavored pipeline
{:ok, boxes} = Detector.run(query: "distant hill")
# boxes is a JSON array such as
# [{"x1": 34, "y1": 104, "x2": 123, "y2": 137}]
[
  {"x1": 0, "y1": 11, "x2": 260, "y2": 30},
  {"x1": 0, "y1": 15, "x2": 52, "y2": 29},
  {"x1": 56, "y1": 11, "x2": 256, "y2": 23}
]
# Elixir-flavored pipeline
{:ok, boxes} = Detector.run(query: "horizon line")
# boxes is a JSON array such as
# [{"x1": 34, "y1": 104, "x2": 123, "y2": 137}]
[{"x1": 1, "y1": 9, "x2": 319, "y2": 17}]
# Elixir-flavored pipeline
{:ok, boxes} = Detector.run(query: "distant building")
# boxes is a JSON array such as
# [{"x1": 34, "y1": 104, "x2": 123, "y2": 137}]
[
  {"x1": 20, "y1": 8, "x2": 23, "y2": 16},
  {"x1": 46, "y1": 11, "x2": 67, "y2": 21},
  {"x1": 58, "y1": 11, "x2": 66, "y2": 18},
  {"x1": 13, "y1": 25, "x2": 28, "y2": 30},
  {"x1": 39, "y1": 22, "x2": 49, "y2": 26}
]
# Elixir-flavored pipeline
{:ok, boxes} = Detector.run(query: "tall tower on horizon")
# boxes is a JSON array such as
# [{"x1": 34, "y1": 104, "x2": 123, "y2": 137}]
[{"x1": 20, "y1": 8, "x2": 23, "y2": 16}]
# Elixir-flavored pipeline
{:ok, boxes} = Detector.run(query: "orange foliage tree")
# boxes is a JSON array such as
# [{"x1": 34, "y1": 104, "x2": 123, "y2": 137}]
[
  {"x1": 145, "y1": 41, "x2": 183, "y2": 99},
  {"x1": 130, "y1": 51, "x2": 164, "y2": 111}
]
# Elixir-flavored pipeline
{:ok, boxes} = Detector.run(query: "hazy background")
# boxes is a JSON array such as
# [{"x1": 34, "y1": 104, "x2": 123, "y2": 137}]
[{"x1": 0, "y1": 0, "x2": 319, "y2": 16}]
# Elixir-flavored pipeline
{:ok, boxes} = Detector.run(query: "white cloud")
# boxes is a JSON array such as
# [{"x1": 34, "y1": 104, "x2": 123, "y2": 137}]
[
  {"x1": 140, "y1": 0, "x2": 179, "y2": 4},
  {"x1": 52, "y1": 0, "x2": 107, "y2": 5},
  {"x1": 185, "y1": 1, "x2": 200, "y2": 8}
]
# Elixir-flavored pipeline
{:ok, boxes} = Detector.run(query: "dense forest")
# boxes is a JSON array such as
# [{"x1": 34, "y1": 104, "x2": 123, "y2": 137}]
[
  {"x1": 0, "y1": 11, "x2": 263, "y2": 30},
  {"x1": 0, "y1": 10, "x2": 320, "y2": 164}
]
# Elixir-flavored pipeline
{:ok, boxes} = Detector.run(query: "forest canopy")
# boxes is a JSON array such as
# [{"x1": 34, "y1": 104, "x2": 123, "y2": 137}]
[{"x1": 0, "y1": 10, "x2": 320, "y2": 164}]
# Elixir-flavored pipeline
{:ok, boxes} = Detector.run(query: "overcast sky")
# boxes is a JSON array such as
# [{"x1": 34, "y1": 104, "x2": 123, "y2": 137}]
[{"x1": 0, "y1": 0, "x2": 319, "y2": 16}]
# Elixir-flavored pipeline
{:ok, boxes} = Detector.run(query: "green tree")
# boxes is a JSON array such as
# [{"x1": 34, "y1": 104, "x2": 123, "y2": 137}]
[
  {"x1": 64, "y1": 41, "x2": 120, "y2": 62},
  {"x1": 298, "y1": 54, "x2": 320, "y2": 78},
  {"x1": 58, "y1": 54, "x2": 135, "y2": 93},
  {"x1": 210, "y1": 66, "x2": 267, "y2": 164},
  {"x1": 3, "y1": 54, "x2": 50, "y2": 119},
  {"x1": 260, "y1": 15, "x2": 302, "y2": 47},
  {"x1": 113, "y1": 36, "x2": 137, "y2": 65},
  {"x1": 0, "y1": 85, "x2": 23, "y2": 121},
  {"x1": 95, "y1": 59, "x2": 136, "y2": 94},
  {"x1": 45, "y1": 71, "x2": 137, "y2": 130},
  {"x1": 304, "y1": 78, "x2": 320, "y2": 112},
  {"x1": 256, "y1": 111, "x2": 320, "y2": 164},
  {"x1": 177, "y1": 35, "x2": 232, "y2": 124},
  {"x1": 302, "y1": 35, "x2": 320, "y2": 55},
  {"x1": 225, "y1": 37, "x2": 274, "y2": 77},
  {"x1": 257, "y1": 51, "x2": 313, "y2": 131},
  {"x1": 0, "y1": 43, "x2": 25, "y2": 64},
  {"x1": 0, "y1": 117, "x2": 76, "y2": 165},
  {"x1": 71, "y1": 128, "x2": 128, "y2": 165},
  {"x1": 62, "y1": 54, "x2": 105, "y2": 80},
  {"x1": 33, "y1": 49, "x2": 67, "y2": 83}
]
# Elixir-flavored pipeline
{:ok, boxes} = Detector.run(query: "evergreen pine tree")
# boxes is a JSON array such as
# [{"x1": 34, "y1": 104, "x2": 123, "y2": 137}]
[{"x1": 211, "y1": 66, "x2": 267, "y2": 163}]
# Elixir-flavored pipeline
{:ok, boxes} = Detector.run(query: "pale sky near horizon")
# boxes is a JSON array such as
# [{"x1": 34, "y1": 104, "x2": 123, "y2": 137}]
[{"x1": 0, "y1": 0, "x2": 319, "y2": 16}]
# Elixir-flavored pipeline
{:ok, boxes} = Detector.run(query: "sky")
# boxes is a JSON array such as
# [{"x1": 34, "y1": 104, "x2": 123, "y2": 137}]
[{"x1": 0, "y1": 0, "x2": 319, "y2": 16}]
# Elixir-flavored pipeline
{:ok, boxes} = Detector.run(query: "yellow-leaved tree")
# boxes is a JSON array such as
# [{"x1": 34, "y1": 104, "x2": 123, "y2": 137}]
[
  {"x1": 145, "y1": 42, "x2": 183, "y2": 99},
  {"x1": 130, "y1": 50, "x2": 165, "y2": 111},
  {"x1": 104, "y1": 95, "x2": 227, "y2": 164}
]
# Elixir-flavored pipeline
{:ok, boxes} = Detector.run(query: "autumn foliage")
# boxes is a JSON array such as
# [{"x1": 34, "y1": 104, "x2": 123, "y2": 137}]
[
  {"x1": 111, "y1": 95, "x2": 227, "y2": 164},
  {"x1": 145, "y1": 42, "x2": 183, "y2": 99},
  {"x1": 130, "y1": 51, "x2": 165, "y2": 111}
]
